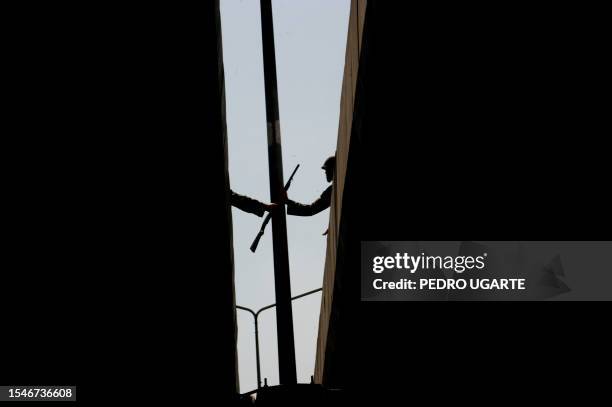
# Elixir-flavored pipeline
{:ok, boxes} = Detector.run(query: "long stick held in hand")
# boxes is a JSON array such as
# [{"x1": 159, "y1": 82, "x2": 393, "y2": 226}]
[{"x1": 250, "y1": 164, "x2": 300, "y2": 253}]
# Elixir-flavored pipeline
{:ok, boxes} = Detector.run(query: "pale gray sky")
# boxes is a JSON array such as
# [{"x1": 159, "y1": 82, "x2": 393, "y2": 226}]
[{"x1": 220, "y1": 0, "x2": 350, "y2": 392}]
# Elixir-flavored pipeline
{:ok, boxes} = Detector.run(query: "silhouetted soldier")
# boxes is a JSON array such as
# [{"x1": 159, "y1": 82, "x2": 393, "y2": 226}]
[
  {"x1": 231, "y1": 190, "x2": 277, "y2": 216},
  {"x1": 284, "y1": 155, "x2": 334, "y2": 216}
]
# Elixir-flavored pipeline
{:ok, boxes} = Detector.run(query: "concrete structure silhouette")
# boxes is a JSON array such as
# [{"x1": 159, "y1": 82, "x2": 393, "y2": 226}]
[
  {"x1": 314, "y1": 0, "x2": 367, "y2": 388},
  {"x1": 208, "y1": 0, "x2": 240, "y2": 402}
]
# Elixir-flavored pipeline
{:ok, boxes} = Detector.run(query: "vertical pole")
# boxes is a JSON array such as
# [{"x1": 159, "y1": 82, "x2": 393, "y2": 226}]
[
  {"x1": 259, "y1": 0, "x2": 297, "y2": 385},
  {"x1": 254, "y1": 315, "x2": 262, "y2": 388}
]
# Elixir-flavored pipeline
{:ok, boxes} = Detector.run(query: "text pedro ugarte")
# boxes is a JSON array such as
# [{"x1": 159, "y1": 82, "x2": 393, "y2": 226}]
[{"x1": 371, "y1": 253, "x2": 526, "y2": 291}]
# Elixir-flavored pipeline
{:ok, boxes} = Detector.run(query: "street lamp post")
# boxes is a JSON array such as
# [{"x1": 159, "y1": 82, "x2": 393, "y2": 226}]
[{"x1": 237, "y1": 288, "x2": 322, "y2": 390}]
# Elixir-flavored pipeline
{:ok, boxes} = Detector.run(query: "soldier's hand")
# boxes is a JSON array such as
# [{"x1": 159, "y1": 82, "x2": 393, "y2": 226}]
[
  {"x1": 279, "y1": 189, "x2": 288, "y2": 203},
  {"x1": 265, "y1": 203, "x2": 281, "y2": 212}
]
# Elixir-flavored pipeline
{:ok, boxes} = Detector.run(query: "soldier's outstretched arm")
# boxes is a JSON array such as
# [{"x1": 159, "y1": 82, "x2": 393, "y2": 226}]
[
  {"x1": 230, "y1": 190, "x2": 267, "y2": 217},
  {"x1": 286, "y1": 186, "x2": 332, "y2": 217}
]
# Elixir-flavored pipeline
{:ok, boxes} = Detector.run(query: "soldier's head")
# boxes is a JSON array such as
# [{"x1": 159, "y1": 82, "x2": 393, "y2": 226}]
[{"x1": 322, "y1": 155, "x2": 335, "y2": 182}]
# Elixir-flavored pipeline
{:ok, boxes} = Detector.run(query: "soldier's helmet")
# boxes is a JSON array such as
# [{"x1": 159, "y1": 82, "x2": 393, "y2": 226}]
[{"x1": 322, "y1": 155, "x2": 336, "y2": 171}]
